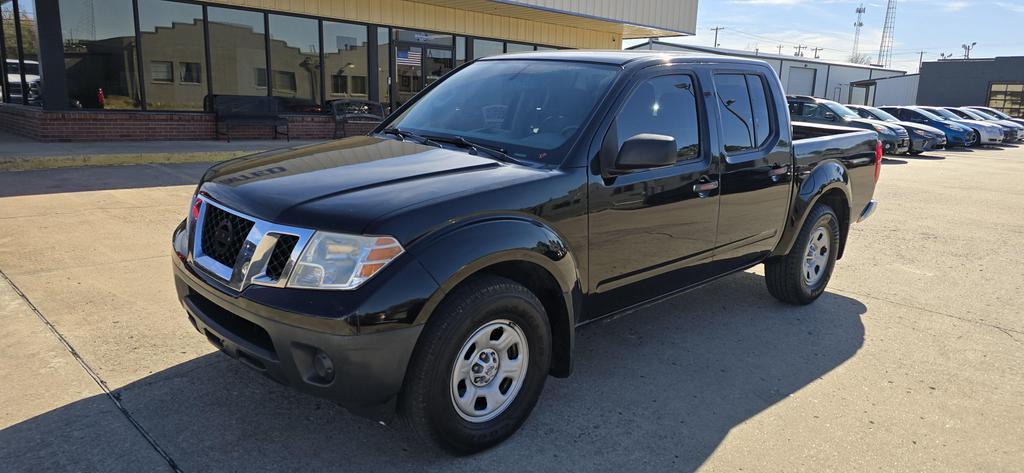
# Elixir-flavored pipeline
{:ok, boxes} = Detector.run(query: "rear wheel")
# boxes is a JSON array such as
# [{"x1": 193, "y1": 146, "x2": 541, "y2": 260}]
[
  {"x1": 765, "y1": 203, "x2": 841, "y2": 305},
  {"x1": 398, "y1": 275, "x2": 551, "y2": 453}
]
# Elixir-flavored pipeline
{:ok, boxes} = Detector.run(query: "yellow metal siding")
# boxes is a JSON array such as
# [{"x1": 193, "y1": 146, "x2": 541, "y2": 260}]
[{"x1": 205, "y1": 0, "x2": 621, "y2": 49}]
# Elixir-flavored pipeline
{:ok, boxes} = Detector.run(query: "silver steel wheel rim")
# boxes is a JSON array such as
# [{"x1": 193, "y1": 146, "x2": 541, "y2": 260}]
[
  {"x1": 450, "y1": 319, "x2": 529, "y2": 423},
  {"x1": 803, "y1": 225, "x2": 831, "y2": 286}
]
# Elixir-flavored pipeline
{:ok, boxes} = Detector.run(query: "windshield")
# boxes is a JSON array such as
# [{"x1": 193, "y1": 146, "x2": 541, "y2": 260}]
[
  {"x1": 865, "y1": 107, "x2": 899, "y2": 122},
  {"x1": 389, "y1": 60, "x2": 619, "y2": 165},
  {"x1": 980, "y1": 108, "x2": 1012, "y2": 119},
  {"x1": 926, "y1": 107, "x2": 962, "y2": 120},
  {"x1": 969, "y1": 109, "x2": 998, "y2": 120},
  {"x1": 825, "y1": 102, "x2": 861, "y2": 119},
  {"x1": 911, "y1": 108, "x2": 946, "y2": 121}
]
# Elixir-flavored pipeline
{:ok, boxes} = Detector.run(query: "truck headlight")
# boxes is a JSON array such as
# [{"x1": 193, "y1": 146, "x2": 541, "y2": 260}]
[{"x1": 287, "y1": 232, "x2": 404, "y2": 290}]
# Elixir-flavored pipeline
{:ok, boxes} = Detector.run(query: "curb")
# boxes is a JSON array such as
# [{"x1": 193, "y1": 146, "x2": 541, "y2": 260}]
[{"x1": 0, "y1": 151, "x2": 258, "y2": 172}]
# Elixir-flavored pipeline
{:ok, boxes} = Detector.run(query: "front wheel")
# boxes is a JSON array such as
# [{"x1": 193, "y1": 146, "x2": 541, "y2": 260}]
[
  {"x1": 765, "y1": 203, "x2": 841, "y2": 305},
  {"x1": 970, "y1": 130, "x2": 982, "y2": 147},
  {"x1": 398, "y1": 275, "x2": 551, "y2": 453}
]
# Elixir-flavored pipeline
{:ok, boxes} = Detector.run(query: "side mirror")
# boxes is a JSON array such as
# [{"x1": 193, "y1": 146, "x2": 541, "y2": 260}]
[
  {"x1": 614, "y1": 134, "x2": 678, "y2": 172},
  {"x1": 824, "y1": 112, "x2": 837, "y2": 121}
]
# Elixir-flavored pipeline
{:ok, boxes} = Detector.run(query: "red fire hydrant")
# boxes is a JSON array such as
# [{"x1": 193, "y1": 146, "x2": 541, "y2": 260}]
[{"x1": 97, "y1": 88, "x2": 106, "y2": 109}]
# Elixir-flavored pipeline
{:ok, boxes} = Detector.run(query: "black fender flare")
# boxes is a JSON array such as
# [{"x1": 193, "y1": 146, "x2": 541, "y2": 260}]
[
  {"x1": 409, "y1": 217, "x2": 582, "y2": 377},
  {"x1": 772, "y1": 160, "x2": 853, "y2": 258}
]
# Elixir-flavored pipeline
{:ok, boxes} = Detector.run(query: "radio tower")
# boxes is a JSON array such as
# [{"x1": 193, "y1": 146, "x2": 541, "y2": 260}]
[
  {"x1": 877, "y1": 0, "x2": 897, "y2": 67},
  {"x1": 852, "y1": 4, "x2": 866, "y2": 57}
]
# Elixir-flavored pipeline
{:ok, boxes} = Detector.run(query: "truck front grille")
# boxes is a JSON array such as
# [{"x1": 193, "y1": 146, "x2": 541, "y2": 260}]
[
  {"x1": 265, "y1": 235, "x2": 299, "y2": 281},
  {"x1": 200, "y1": 205, "x2": 256, "y2": 268}
]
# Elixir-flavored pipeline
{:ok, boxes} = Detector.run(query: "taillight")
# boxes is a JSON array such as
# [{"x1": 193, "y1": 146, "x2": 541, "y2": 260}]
[{"x1": 874, "y1": 140, "x2": 883, "y2": 182}]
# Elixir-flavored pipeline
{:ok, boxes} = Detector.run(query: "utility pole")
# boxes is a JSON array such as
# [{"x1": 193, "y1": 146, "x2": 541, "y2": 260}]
[
  {"x1": 811, "y1": 47, "x2": 823, "y2": 59},
  {"x1": 710, "y1": 26, "x2": 725, "y2": 48},
  {"x1": 777, "y1": 44, "x2": 784, "y2": 55},
  {"x1": 794, "y1": 45, "x2": 806, "y2": 57},
  {"x1": 918, "y1": 51, "x2": 926, "y2": 69},
  {"x1": 962, "y1": 42, "x2": 977, "y2": 59}
]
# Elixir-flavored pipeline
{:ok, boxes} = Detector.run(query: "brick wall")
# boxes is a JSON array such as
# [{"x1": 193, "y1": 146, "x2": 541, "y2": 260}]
[{"x1": 0, "y1": 104, "x2": 380, "y2": 142}]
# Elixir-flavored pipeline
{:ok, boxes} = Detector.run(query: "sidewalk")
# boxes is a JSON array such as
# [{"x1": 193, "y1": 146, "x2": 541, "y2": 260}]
[{"x1": 0, "y1": 130, "x2": 322, "y2": 171}]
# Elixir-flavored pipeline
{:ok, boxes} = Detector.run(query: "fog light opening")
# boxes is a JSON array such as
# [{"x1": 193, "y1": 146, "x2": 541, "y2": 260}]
[{"x1": 314, "y1": 350, "x2": 335, "y2": 383}]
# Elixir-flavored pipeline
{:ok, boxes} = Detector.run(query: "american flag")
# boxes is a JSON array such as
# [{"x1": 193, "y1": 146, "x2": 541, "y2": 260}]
[{"x1": 397, "y1": 49, "x2": 422, "y2": 66}]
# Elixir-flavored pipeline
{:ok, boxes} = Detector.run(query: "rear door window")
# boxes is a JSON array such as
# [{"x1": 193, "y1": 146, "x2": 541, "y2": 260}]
[
  {"x1": 716, "y1": 73, "x2": 775, "y2": 153},
  {"x1": 613, "y1": 74, "x2": 701, "y2": 161}
]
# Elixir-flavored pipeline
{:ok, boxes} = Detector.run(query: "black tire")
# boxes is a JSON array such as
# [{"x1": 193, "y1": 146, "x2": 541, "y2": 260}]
[
  {"x1": 970, "y1": 130, "x2": 982, "y2": 147},
  {"x1": 398, "y1": 274, "x2": 552, "y2": 454},
  {"x1": 765, "y1": 203, "x2": 841, "y2": 305}
]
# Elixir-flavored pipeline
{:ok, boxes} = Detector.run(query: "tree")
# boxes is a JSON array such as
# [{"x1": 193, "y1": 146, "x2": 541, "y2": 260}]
[{"x1": 848, "y1": 53, "x2": 873, "y2": 65}]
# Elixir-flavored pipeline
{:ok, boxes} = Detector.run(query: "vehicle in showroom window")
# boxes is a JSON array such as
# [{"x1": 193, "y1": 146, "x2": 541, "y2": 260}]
[{"x1": 171, "y1": 51, "x2": 881, "y2": 452}]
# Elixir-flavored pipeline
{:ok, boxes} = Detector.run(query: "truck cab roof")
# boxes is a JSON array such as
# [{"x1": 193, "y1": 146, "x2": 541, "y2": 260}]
[{"x1": 483, "y1": 50, "x2": 775, "y2": 70}]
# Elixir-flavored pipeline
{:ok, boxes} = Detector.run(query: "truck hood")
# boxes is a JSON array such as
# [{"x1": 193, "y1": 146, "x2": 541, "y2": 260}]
[{"x1": 198, "y1": 136, "x2": 521, "y2": 234}]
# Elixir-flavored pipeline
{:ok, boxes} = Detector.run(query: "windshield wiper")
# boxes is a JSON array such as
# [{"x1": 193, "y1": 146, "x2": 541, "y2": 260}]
[
  {"x1": 422, "y1": 134, "x2": 520, "y2": 165},
  {"x1": 380, "y1": 127, "x2": 441, "y2": 147}
]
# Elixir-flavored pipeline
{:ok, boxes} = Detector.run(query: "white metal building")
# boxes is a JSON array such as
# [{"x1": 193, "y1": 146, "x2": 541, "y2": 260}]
[{"x1": 627, "y1": 40, "x2": 907, "y2": 102}]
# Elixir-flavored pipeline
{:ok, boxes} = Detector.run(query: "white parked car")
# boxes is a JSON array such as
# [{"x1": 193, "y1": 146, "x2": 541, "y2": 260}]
[{"x1": 5, "y1": 59, "x2": 40, "y2": 102}]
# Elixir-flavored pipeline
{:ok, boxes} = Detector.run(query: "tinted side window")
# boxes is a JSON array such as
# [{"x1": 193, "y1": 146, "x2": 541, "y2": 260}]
[
  {"x1": 716, "y1": 73, "x2": 773, "y2": 152},
  {"x1": 746, "y1": 75, "x2": 773, "y2": 147},
  {"x1": 716, "y1": 74, "x2": 754, "y2": 152},
  {"x1": 614, "y1": 75, "x2": 701, "y2": 161}
]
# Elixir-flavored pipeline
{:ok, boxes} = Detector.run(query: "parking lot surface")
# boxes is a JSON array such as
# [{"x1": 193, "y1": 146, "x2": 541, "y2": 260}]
[{"x1": 1, "y1": 148, "x2": 1023, "y2": 472}]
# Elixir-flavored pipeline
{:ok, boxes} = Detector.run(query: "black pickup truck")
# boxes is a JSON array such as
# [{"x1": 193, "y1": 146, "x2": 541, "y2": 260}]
[{"x1": 171, "y1": 51, "x2": 880, "y2": 452}]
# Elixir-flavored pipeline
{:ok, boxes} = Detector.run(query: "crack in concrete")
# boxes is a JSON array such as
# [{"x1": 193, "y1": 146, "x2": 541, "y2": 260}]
[
  {"x1": 831, "y1": 286, "x2": 1024, "y2": 341},
  {"x1": 0, "y1": 269, "x2": 184, "y2": 473}
]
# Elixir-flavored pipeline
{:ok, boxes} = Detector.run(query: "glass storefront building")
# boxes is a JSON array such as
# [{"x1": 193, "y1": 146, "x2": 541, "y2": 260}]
[{"x1": 0, "y1": 0, "x2": 697, "y2": 140}]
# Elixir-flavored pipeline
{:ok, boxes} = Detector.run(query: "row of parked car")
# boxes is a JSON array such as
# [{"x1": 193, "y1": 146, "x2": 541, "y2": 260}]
[{"x1": 788, "y1": 95, "x2": 1024, "y2": 155}]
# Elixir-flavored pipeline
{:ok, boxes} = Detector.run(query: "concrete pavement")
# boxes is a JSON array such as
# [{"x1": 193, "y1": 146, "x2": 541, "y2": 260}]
[{"x1": 0, "y1": 147, "x2": 1022, "y2": 471}]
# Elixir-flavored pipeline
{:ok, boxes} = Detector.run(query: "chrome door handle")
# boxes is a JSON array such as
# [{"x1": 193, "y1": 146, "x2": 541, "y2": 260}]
[
  {"x1": 769, "y1": 165, "x2": 790, "y2": 182},
  {"x1": 693, "y1": 180, "x2": 719, "y2": 197}
]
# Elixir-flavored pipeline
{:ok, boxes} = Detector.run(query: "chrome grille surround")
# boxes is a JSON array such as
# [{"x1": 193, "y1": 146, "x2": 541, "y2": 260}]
[{"x1": 190, "y1": 198, "x2": 315, "y2": 292}]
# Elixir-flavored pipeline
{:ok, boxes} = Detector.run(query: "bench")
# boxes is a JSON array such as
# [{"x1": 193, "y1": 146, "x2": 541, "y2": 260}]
[
  {"x1": 208, "y1": 95, "x2": 290, "y2": 142},
  {"x1": 330, "y1": 99, "x2": 385, "y2": 138}
]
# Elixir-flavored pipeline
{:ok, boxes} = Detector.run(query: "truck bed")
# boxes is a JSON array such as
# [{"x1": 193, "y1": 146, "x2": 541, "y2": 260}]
[{"x1": 791, "y1": 121, "x2": 880, "y2": 224}]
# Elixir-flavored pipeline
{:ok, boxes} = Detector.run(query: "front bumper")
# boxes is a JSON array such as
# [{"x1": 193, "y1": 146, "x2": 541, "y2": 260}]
[
  {"x1": 881, "y1": 137, "x2": 911, "y2": 155},
  {"x1": 911, "y1": 135, "x2": 944, "y2": 152},
  {"x1": 172, "y1": 235, "x2": 438, "y2": 420}
]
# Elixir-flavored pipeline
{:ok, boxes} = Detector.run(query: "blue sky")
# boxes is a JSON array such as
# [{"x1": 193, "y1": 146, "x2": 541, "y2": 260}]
[{"x1": 624, "y1": 0, "x2": 1024, "y2": 73}]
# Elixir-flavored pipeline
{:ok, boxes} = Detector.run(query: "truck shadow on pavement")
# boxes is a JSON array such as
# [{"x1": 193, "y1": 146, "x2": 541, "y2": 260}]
[{"x1": 0, "y1": 272, "x2": 866, "y2": 472}]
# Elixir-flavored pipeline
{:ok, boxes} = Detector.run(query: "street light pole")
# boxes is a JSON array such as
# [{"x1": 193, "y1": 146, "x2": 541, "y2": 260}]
[{"x1": 962, "y1": 42, "x2": 977, "y2": 59}]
